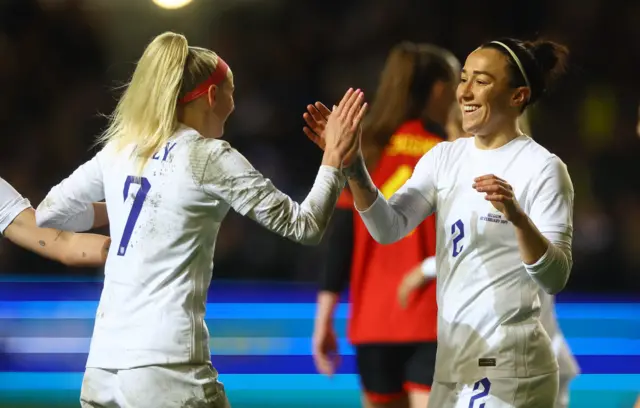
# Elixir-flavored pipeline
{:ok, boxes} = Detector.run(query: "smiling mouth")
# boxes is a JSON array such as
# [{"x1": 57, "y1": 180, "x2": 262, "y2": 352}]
[{"x1": 463, "y1": 105, "x2": 481, "y2": 114}]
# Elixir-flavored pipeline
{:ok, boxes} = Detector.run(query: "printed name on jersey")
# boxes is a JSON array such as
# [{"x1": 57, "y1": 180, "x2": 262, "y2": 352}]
[
  {"x1": 386, "y1": 133, "x2": 440, "y2": 157},
  {"x1": 151, "y1": 141, "x2": 177, "y2": 162}
]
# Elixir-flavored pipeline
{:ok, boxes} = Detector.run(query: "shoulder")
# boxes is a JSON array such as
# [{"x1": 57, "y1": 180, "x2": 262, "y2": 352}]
[
  {"x1": 540, "y1": 155, "x2": 573, "y2": 194},
  {"x1": 187, "y1": 136, "x2": 255, "y2": 187},
  {"x1": 518, "y1": 137, "x2": 570, "y2": 177},
  {"x1": 519, "y1": 139, "x2": 573, "y2": 194}
]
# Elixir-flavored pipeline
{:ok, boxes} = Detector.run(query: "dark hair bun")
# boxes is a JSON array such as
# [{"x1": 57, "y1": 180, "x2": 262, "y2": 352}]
[{"x1": 524, "y1": 40, "x2": 569, "y2": 90}]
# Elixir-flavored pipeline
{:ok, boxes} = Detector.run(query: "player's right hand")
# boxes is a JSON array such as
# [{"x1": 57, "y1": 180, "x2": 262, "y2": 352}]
[
  {"x1": 303, "y1": 88, "x2": 367, "y2": 165},
  {"x1": 397, "y1": 266, "x2": 428, "y2": 309},
  {"x1": 312, "y1": 321, "x2": 340, "y2": 377}
]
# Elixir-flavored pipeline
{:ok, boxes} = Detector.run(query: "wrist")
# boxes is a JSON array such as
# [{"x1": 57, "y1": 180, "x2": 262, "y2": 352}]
[
  {"x1": 342, "y1": 153, "x2": 364, "y2": 179},
  {"x1": 510, "y1": 211, "x2": 529, "y2": 229},
  {"x1": 321, "y1": 150, "x2": 343, "y2": 169}
]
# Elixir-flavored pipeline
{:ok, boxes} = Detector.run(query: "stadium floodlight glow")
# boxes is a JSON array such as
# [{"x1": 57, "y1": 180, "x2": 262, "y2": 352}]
[{"x1": 152, "y1": 0, "x2": 193, "y2": 10}]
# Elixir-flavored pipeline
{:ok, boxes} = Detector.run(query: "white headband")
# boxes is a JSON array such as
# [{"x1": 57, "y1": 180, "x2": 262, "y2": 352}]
[{"x1": 490, "y1": 41, "x2": 531, "y2": 90}]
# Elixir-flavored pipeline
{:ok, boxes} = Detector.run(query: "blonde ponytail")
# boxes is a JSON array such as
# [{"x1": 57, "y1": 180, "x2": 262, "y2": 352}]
[{"x1": 98, "y1": 32, "x2": 189, "y2": 174}]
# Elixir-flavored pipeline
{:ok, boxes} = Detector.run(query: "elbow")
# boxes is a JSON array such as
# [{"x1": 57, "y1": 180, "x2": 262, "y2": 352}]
[
  {"x1": 371, "y1": 234, "x2": 397, "y2": 245},
  {"x1": 35, "y1": 197, "x2": 61, "y2": 228},
  {"x1": 546, "y1": 264, "x2": 572, "y2": 295},
  {"x1": 526, "y1": 243, "x2": 573, "y2": 295},
  {"x1": 367, "y1": 229, "x2": 399, "y2": 245},
  {"x1": 301, "y1": 230, "x2": 325, "y2": 246},
  {"x1": 536, "y1": 264, "x2": 572, "y2": 295},
  {"x1": 35, "y1": 208, "x2": 55, "y2": 229},
  {"x1": 542, "y1": 282, "x2": 564, "y2": 296}
]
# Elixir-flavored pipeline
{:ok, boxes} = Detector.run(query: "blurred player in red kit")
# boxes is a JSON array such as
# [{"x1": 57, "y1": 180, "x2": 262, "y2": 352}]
[{"x1": 306, "y1": 42, "x2": 459, "y2": 408}]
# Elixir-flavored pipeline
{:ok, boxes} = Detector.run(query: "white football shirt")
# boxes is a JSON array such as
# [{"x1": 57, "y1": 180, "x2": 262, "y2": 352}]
[
  {"x1": 0, "y1": 177, "x2": 31, "y2": 234},
  {"x1": 539, "y1": 292, "x2": 580, "y2": 380},
  {"x1": 358, "y1": 135, "x2": 574, "y2": 382},
  {"x1": 36, "y1": 126, "x2": 344, "y2": 369}
]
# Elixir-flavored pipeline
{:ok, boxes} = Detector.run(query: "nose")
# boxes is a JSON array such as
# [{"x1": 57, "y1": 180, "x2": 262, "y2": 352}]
[{"x1": 459, "y1": 81, "x2": 473, "y2": 101}]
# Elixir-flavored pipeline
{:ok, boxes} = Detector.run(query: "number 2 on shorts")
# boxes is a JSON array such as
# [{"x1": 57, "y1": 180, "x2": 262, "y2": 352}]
[
  {"x1": 468, "y1": 378, "x2": 491, "y2": 408},
  {"x1": 118, "y1": 176, "x2": 151, "y2": 257}
]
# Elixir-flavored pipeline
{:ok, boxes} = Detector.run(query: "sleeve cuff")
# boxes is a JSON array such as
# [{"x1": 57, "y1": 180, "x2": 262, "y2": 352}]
[
  {"x1": 522, "y1": 244, "x2": 551, "y2": 273},
  {"x1": 421, "y1": 256, "x2": 437, "y2": 278},
  {"x1": 355, "y1": 189, "x2": 383, "y2": 213},
  {"x1": 0, "y1": 197, "x2": 31, "y2": 234}
]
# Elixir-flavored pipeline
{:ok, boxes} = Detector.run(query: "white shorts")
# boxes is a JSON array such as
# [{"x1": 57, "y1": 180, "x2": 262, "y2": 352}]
[
  {"x1": 80, "y1": 364, "x2": 230, "y2": 408},
  {"x1": 430, "y1": 372, "x2": 559, "y2": 408}
]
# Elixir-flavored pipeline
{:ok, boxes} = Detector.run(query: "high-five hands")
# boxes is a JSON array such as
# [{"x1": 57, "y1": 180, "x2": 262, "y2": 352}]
[{"x1": 304, "y1": 88, "x2": 367, "y2": 167}]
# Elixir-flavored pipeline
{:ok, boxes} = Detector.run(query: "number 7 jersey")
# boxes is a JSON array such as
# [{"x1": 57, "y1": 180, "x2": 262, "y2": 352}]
[{"x1": 35, "y1": 125, "x2": 345, "y2": 370}]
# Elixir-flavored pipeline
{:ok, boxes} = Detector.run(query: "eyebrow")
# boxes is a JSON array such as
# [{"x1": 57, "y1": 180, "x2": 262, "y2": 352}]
[{"x1": 461, "y1": 69, "x2": 496, "y2": 79}]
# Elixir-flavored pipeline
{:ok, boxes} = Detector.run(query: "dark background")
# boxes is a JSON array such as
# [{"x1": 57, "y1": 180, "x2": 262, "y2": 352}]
[{"x1": 0, "y1": 0, "x2": 638, "y2": 292}]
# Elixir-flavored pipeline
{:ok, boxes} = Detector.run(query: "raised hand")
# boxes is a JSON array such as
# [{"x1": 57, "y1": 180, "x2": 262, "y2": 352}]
[
  {"x1": 304, "y1": 88, "x2": 367, "y2": 166},
  {"x1": 303, "y1": 102, "x2": 331, "y2": 150},
  {"x1": 473, "y1": 174, "x2": 526, "y2": 224}
]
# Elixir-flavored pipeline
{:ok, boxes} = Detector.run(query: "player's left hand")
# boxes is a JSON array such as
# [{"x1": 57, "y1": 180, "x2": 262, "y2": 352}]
[
  {"x1": 303, "y1": 101, "x2": 364, "y2": 166},
  {"x1": 473, "y1": 174, "x2": 526, "y2": 224}
]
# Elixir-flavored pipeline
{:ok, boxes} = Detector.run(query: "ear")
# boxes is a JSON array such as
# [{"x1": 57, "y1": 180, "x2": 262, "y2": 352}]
[
  {"x1": 207, "y1": 85, "x2": 217, "y2": 108},
  {"x1": 510, "y1": 87, "x2": 530, "y2": 109}
]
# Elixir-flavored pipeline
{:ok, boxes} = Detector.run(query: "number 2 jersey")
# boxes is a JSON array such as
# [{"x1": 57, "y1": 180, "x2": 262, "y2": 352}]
[
  {"x1": 324, "y1": 119, "x2": 443, "y2": 344},
  {"x1": 356, "y1": 135, "x2": 574, "y2": 382},
  {"x1": 35, "y1": 125, "x2": 345, "y2": 370}
]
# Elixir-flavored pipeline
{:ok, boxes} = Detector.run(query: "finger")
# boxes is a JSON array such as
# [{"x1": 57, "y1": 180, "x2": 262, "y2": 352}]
[
  {"x1": 473, "y1": 174, "x2": 498, "y2": 182},
  {"x1": 335, "y1": 88, "x2": 354, "y2": 116},
  {"x1": 303, "y1": 111, "x2": 323, "y2": 131},
  {"x1": 313, "y1": 355, "x2": 332, "y2": 376},
  {"x1": 303, "y1": 127, "x2": 322, "y2": 146},
  {"x1": 345, "y1": 92, "x2": 364, "y2": 123},
  {"x1": 484, "y1": 194, "x2": 507, "y2": 202},
  {"x1": 340, "y1": 89, "x2": 361, "y2": 120},
  {"x1": 307, "y1": 104, "x2": 327, "y2": 124},
  {"x1": 315, "y1": 102, "x2": 332, "y2": 118},
  {"x1": 473, "y1": 179, "x2": 511, "y2": 191},
  {"x1": 320, "y1": 355, "x2": 335, "y2": 376},
  {"x1": 474, "y1": 184, "x2": 509, "y2": 195},
  {"x1": 331, "y1": 353, "x2": 341, "y2": 372},
  {"x1": 474, "y1": 174, "x2": 507, "y2": 184},
  {"x1": 350, "y1": 102, "x2": 368, "y2": 133}
]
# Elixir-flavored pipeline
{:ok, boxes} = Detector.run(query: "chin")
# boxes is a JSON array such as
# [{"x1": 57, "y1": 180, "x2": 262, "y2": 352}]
[{"x1": 461, "y1": 122, "x2": 478, "y2": 135}]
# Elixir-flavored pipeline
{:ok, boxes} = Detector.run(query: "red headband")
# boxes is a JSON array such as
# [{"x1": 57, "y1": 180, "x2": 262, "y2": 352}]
[{"x1": 178, "y1": 57, "x2": 229, "y2": 104}]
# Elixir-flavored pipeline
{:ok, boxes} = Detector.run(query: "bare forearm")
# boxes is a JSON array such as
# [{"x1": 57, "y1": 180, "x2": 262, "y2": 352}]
[
  {"x1": 344, "y1": 154, "x2": 377, "y2": 211},
  {"x1": 315, "y1": 291, "x2": 340, "y2": 327},
  {"x1": 4, "y1": 208, "x2": 108, "y2": 267},
  {"x1": 512, "y1": 214, "x2": 549, "y2": 265},
  {"x1": 64, "y1": 232, "x2": 110, "y2": 267}
]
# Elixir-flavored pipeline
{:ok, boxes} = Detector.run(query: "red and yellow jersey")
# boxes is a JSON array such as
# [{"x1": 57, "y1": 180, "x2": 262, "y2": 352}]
[{"x1": 338, "y1": 120, "x2": 443, "y2": 344}]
